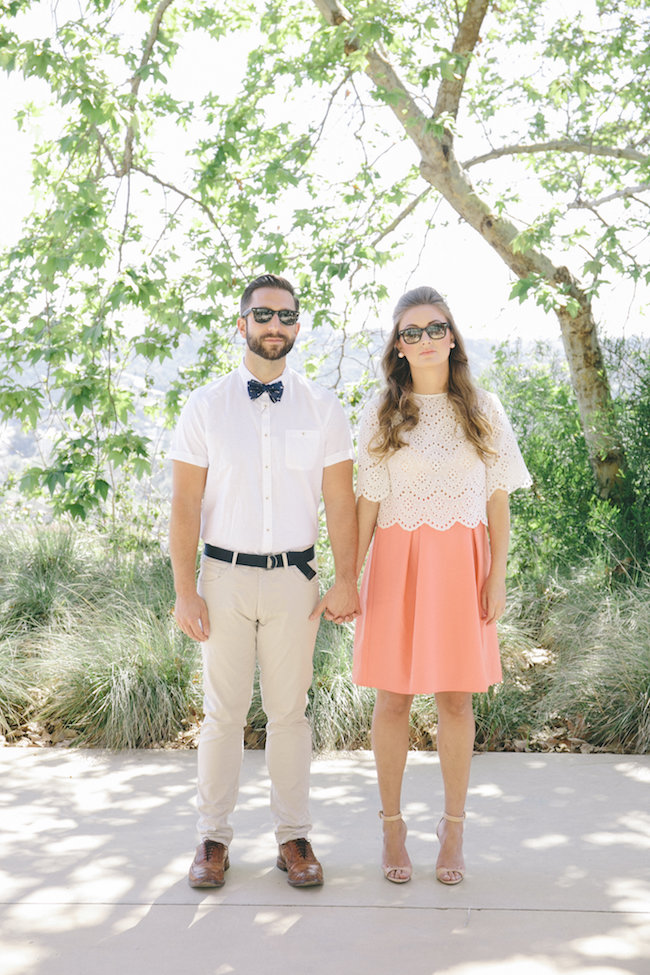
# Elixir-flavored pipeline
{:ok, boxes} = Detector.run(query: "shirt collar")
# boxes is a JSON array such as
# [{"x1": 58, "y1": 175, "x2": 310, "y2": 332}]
[{"x1": 238, "y1": 359, "x2": 292, "y2": 391}]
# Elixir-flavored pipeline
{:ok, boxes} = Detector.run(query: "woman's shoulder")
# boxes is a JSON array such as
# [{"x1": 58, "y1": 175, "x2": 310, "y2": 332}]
[
  {"x1": 475, "y1": 386, "x2": 504, "y2": 415},
  {"x1": 359, "y1": 391, "x2": 384, "y2": 423}
]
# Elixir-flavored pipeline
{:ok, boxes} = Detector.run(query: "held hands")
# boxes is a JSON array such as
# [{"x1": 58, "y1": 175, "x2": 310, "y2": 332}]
[
  {"x1": 174, "y1": 581, "x2": 360, "y2": 636},
  {"x1": 309, "y1": 579, "x2": 361, "y2": 625},
  {"x1": 173, "y1": 592, "x2": 210, "y2": 642},
  {"x1": 481, "y1": 571, "x2": 506, "y2": 625}
]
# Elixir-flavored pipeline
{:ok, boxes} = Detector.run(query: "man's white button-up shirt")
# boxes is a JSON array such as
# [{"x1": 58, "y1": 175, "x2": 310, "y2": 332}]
[{"x1": 169, "y1": 361, "x2": 354, "y2": 553}]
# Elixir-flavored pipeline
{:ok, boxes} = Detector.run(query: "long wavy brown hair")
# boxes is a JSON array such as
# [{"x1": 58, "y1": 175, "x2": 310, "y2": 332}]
[{"x1": 370, "y1": 286, "x2": 496, "y2": 461}]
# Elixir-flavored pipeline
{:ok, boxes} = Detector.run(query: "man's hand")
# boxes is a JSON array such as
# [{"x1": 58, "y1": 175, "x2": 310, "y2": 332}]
[
  {"x1": 174, "y1": 592, "x2": 211, "y2": 641},
  {"x1": 309, "y1": 580, "x2": 361, "y2": 624}
]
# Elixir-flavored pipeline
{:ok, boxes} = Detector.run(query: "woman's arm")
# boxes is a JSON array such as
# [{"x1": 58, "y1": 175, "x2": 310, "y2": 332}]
[
  {"x1": 483, "y1": 488, "x2": 510, "y2": 624},
  {"x1": 356, "y1": 495, "x2": 380, "y2": 578}
]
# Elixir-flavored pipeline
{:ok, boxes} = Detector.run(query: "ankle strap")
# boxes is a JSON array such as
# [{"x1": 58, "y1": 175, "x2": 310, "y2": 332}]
[
  {"x1": 442, "y1": 811, "x2": 466, "y2": 823},
  {"x1": 379, "y1": 810, "x2": 403, "y2": 822}
]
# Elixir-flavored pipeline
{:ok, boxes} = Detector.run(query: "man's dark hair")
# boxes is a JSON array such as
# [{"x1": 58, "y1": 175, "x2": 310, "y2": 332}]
[{"x1": 240, "y1": 274, "x2": 299, "y2": 314}]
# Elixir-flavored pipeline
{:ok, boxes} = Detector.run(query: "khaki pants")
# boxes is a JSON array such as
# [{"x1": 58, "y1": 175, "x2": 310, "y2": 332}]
[{"x1": 196, "y1": 555, "x2": 320, "y2": 846}]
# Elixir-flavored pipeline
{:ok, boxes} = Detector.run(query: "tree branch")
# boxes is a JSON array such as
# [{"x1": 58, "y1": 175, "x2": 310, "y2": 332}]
[
  {"x1": 568, "y1": 184, "x2": 650, "y2": 210},
  {"x1": 580, "y1": 207, "x2": 642, "y2": 276},
  {"x1": 277, "y1": 74, "x2": 350, "y2": 170},
  {"x1": 313, "y1": 1, "x2": 447, "y2": 160},
  {"x1": 310, "y1": 0, "x2": 627, "y2": 497},
  {"x1": 433, "y1": 0, "x2": 490, "y2": 119},
  {"x1": 311, "y1": 0, "x2": 554, "y2": 279},
  {"x1": 312, "y1": 0, "x2": 350, "y2": 28},
  {"x1": 463, "y1": 140, "x2": 650, "y2": 169},
  {"x1": 131, "y1": 166, "x2": 246, "y2": 274},
  {"x1": 120, "y1": 0, "x2": 175, "y2": 177},
  {"x1": 372, "y1": 186, "x2": 433, "y2": 245},
  {"x1": 117, "y1": 171, "x2": 131, "y2": 273}
]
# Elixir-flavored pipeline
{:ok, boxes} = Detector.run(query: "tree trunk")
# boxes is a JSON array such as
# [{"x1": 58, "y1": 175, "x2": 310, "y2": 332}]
[
  {"x1": 312, "y1": 0, "x2": 627, "y2": 499},
  {"x1": 419, "y1": 146, "x2": 625, "y2": 499},
  {"x1": 553, "y1": 270, "x2": 626, "y2": 500}
]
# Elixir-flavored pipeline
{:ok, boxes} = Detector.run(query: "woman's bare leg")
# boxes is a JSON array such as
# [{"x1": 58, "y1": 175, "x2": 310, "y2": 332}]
[
  {"x1": 434, "y1": 691, "x2": 475, "y2": 882},
  {"x1": 372, "y1": 689, "x2": 414, "y2": 879}
]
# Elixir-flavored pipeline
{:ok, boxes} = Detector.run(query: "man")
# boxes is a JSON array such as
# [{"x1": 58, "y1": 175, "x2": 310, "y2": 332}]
[{"x1": 169, "y1": 273, "x2": 359, "y2": 889}]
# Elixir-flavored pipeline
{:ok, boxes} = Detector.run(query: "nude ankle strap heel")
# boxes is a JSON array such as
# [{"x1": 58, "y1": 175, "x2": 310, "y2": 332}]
[
  {"x1": 378, "y1": 811, "x2": 412, "y2": 884},
  {"x1": 436, "y1": 811, "x2": 466, "y2": 886}
]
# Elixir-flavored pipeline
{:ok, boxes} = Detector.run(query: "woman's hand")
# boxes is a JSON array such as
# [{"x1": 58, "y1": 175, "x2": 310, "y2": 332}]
[{"x1": 481, "y1": 571, "x2": 506, "y2": 624}]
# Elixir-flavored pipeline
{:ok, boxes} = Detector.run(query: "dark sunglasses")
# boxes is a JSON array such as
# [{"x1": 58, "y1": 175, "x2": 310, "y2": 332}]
[
  {"x1": 398, "y1": 322, "x2": 449, "y2": 344},
  {"x1": 242, "y1": 306, "x2": 299, "y2": 326}
]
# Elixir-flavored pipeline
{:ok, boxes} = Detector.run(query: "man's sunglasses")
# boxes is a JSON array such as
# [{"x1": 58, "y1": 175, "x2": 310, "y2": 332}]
[
  {"x1": 397, "y1": 322, "x2": 450, "y2": 344},
  {"x1": 242, "y1": 306, "x2": 300, "y2": 326}
]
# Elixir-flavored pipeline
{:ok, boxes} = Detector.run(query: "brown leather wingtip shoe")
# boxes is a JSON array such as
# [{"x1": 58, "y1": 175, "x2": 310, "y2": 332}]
[
  {"x1": 188, "y1": 840, "x2": 230, "y2": 888},
  {"x1": 276, "y1": 838, "x2": 324, "y2": 887}
]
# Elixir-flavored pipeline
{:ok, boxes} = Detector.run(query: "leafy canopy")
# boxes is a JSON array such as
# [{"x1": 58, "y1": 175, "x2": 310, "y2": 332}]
[{"x1": 1, "y1": 0, "x2": 649, "y2": 518}]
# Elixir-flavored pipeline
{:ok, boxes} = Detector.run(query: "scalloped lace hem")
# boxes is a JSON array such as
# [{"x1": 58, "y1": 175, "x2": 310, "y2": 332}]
[{"x1": 376, "y1": 515, "x2": 488, "y2": 532}]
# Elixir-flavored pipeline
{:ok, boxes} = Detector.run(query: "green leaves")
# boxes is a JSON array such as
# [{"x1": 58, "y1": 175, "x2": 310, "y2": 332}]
[
  {"x1": 0, "y1": 386, "x2": 43, "y2": 429},
  {"x1": 1, "y1": 0, "x2": 649, "y2": 523},
  {"x1": 485, "y1": 342, "x2": 596, "y2": 574},
  {"x1": 18, "y1": 428, "x2": 152, "y2": 521},
  {"x1": 65, "y1": 380, "x2": 96, "y2": 419},
  {"x1": 510, "y1": 275, "x2": 540, "y2": 303}
]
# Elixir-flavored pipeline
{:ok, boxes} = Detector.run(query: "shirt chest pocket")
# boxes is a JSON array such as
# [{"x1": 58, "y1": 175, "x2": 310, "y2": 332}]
[{"x1": 285, "y1": 429, "x2": 321, "y2": 470}]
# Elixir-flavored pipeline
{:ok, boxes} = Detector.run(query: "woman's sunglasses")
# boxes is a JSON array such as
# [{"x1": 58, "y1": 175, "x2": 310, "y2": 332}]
[{"x1": 397, "y1": 322, "x2": 450, "y2": 344}]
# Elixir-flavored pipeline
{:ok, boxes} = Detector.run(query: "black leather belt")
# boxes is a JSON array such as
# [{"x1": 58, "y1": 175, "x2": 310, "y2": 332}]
[{"x1": 203, "y1": 543, "x2": 316, "y2": 581}]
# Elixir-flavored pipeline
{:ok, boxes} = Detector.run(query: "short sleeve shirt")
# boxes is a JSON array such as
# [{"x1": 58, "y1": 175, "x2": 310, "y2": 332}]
[{"x1": 169, "y1": 362, "x2": 354, "y2": 552}]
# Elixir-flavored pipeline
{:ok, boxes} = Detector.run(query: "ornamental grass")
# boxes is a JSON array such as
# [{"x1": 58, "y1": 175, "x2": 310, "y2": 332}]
[{"x1": 1, "y1": 523, "x2": 649, "y2": 754}]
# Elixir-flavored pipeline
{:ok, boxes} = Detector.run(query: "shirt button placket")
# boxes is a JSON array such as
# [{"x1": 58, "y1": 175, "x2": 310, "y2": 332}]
[{"x1": 261, "y1": 401, "x2": 273, "y2": 551}]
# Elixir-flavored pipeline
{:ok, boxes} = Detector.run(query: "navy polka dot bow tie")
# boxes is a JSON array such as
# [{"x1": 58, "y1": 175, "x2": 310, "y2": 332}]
[{"x1": 247, "y1": 379, "x2": 284, "y2": 403}]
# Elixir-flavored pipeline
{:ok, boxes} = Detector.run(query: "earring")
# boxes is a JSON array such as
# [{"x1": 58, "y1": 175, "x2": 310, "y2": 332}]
[{"x1": 397, "y1": 352, "x2": 405, "y2": 358}]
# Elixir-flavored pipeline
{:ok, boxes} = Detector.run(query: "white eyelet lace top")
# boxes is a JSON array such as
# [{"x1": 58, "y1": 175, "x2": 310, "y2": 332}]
[{"x1": 357, "y1": 389, "x2": 532, "y2": 531}]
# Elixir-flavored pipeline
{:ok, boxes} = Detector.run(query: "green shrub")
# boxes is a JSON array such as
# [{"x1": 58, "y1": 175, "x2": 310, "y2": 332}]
[
  {"x1": 473, "y1": 622, "x2": 550, "y2": 749},
  {"x1": 484, "y1": 343, "x2": 598, "y2": 579},
  {"x1": 605, "y1": 336, "x2": 650, "y2": 566},
  {"x1": 0, "y1": 522, "x2": 198, "y2": 746},
  {"x1": 486, "y1": 336, "x2": 650, "y2": 581},
  {"x1": 537, "y1": 570, "x2": 650, "y2": 753},
  {"x1": 38, "y1": 605, "x2": 200, "y2": 747},
  {"x1": 1, "y1": 519, "x2": 649, "y2": 755},
  {"x1": 309, "y1": 619, "x2": 375, "y2": 750},
  {"x1": 0, "y1": 527, "x2": 91, "y2": 632},
  {"x1": 0, "y1": 638, "x2": 38, "y2": 736}
]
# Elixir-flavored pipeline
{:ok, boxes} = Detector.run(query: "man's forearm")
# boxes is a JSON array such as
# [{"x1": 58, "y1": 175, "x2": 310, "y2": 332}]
[
  {"x1": 169, "y1": 499, "x2": 201, "y2": 597},
  {"x1": 309, "y1": 493, "x2": 359, "y2": 622},
  {"x1": 321, "y1": 459, "x2": 357, "y2": 582},
  {"x1": 169, "y1": 497, "x2": 211, "y2": 641},
  {"x1": 169, "y1": 460, "x2": 207, "y2": 598},
  {"x1": 326, "y1": 494, "x2": 358, "y2": 583}
]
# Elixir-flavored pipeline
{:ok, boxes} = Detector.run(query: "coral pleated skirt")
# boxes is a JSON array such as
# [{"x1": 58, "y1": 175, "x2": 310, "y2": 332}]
[{"x1": 353, "y1": 522, "x2": 502, "y2": 694}]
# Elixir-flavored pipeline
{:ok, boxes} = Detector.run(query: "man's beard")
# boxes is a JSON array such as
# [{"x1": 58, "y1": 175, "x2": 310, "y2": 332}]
[{"x1": 246, "y1": 326, "x2": 295, "y2": 361}]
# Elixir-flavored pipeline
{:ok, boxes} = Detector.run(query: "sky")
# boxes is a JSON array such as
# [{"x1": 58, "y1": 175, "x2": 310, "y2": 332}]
[{"x1": 1, "y1": 1, "x2": 648, "y2": 350}]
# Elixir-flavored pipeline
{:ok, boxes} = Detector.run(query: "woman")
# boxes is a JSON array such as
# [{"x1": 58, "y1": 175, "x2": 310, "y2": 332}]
[{"x1": 353, "y1": 286, "x2": 531, "y2": 885}]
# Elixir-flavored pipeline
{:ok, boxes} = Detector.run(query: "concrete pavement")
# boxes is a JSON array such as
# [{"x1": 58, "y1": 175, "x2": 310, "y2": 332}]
[{"x1": 1, "y1": 748, "x2": 649, "y2": 975}]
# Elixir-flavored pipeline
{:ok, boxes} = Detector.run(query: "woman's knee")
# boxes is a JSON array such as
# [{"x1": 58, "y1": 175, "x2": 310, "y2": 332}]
[
  {"x1": 435, "y1": 691, "x2": 474, "y2": 720},
  {"x1": 374, "y1": 690, "x2": 414, "y2": 719}
]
